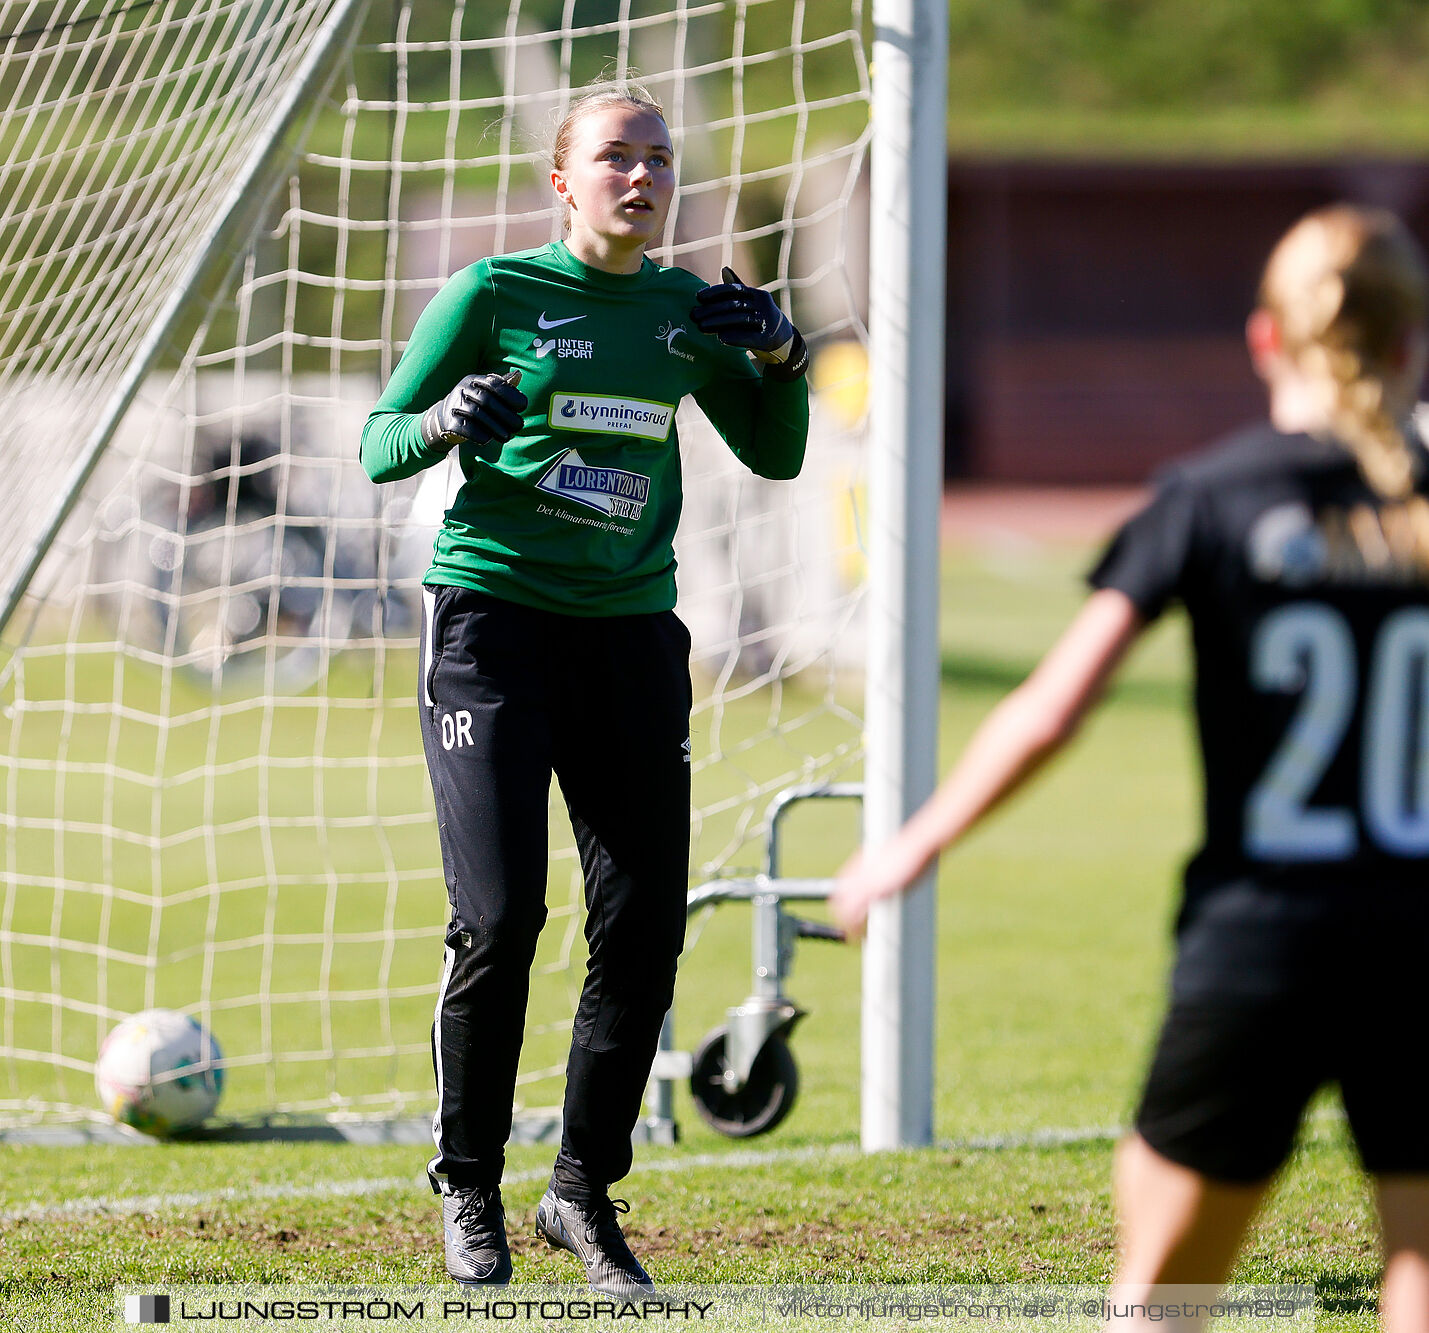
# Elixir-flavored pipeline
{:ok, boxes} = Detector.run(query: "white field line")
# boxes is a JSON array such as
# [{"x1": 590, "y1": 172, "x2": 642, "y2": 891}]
[{"x1": 2, "y1": 1128, "x2": 1128, "y2": 1224}]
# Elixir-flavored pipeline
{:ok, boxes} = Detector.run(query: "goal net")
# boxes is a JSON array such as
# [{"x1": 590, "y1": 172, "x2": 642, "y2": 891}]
[{"x1": 0, "y1": 0, "x2": 871, "y2": 1129}]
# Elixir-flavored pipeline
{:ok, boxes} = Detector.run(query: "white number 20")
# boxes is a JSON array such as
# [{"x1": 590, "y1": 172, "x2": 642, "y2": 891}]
[{"x1": 1245, "y1": 603, "x2": 1429, "y2": 860}]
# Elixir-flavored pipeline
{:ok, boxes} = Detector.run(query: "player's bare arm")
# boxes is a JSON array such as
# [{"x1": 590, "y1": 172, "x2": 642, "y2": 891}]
[{"x1": 832, "y1": 588, "x2": 1144, "y2": 937}]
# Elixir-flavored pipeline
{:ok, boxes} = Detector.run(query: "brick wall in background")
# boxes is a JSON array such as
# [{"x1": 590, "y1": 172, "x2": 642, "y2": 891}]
[{"x1": 944, "y1": 160, "x2": 1429, "y2": 483}]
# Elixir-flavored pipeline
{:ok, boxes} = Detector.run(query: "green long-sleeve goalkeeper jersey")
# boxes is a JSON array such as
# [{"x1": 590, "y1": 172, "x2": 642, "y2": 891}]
[{"x1": 361, "y1": 241, "x2": 809, "y2": 616}]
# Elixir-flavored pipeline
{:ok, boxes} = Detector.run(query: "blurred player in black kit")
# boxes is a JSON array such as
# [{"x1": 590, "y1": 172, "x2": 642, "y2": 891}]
[{"x1": 833, "y1": 204, "x2": 1429, "y2": 1332}]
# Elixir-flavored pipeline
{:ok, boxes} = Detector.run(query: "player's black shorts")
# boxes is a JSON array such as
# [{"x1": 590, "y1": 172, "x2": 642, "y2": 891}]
[{"x1": 1135, "y1": 885, "x2": 1429, "y2": 1182}]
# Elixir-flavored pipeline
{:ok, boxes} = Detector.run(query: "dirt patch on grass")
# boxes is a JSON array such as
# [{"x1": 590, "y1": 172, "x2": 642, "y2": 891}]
[
  {"x1": 3, "y1": 1199, "x2": 1118, "y2": 1282},
  {"x1": 622, "y1": 1209, "x2": 1118, "y2": 1277}
]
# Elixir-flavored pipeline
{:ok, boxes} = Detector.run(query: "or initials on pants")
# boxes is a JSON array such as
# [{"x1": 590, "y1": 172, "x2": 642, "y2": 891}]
[{"x1": 441, "y1": 710, "x2": 474, "y2": 750}]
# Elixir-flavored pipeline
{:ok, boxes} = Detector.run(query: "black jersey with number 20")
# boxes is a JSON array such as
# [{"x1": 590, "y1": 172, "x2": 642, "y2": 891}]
[{"x1": 1091, "y1": 423, "x2": 1429, "y2": 924}]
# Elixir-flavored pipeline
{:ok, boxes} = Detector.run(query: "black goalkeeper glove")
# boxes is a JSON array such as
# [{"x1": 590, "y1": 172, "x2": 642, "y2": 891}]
[
  {"x1": 691, "y1": 267, "x2": 809, "y2": 382},
  {"x1": 420, "y1": 369, "x2": 527, "y2": 453}
]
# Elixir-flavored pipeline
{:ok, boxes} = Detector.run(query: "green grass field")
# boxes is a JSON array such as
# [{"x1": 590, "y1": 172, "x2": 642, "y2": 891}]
[{"x1": 0, "y1": 539, "x2": 1388, "y2": 1331}]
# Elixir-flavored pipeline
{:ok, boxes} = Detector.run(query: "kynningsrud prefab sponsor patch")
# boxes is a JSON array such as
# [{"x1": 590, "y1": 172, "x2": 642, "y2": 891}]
[
  {"x1": 537, "y1": 448, "x2": 652, "y2": 520},
  {"x1": 549, "y1": 392, "x2": 675, "y2": 442}
]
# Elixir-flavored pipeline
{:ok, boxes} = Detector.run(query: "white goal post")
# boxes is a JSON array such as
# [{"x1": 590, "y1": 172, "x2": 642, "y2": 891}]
[
  {"x1": 0, "y1": 0, "x2": 944, "y2": 1146},
  {"x1": 862, "y1": 0, "x2": 946, "y2": 1149}
]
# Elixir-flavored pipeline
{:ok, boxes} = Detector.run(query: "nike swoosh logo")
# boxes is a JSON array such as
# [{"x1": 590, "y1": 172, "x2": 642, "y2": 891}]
[{"x1": 538, "y1": 313, "x2": 586, "y2": 330}]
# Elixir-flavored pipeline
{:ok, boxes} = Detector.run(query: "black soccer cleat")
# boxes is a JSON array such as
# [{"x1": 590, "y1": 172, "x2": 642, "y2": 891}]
[
  {"x1": 442, "y1": 1185, "x2": 513, "y2": 1286},
  {"x1": 535, "y1": 1189, "x2": 654, "y2": 1298}
]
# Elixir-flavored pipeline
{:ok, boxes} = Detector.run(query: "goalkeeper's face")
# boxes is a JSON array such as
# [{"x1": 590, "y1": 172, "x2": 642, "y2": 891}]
[{"x1": 553, "y1": 107, "x2": 675, "y2": 253}]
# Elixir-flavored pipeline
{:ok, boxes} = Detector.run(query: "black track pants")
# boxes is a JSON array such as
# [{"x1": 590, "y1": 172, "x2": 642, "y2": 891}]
[{"x1": 418, "y1": 586, "x2": 691, "y2": 1200}]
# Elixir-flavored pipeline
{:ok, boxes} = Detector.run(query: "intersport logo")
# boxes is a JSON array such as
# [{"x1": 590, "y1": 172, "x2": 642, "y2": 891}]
[
  {"x1": 548, "y1": 392, "x2": 674, "y2": 442},
  {"x1": 532, "y1": 334, "x2": 594, "y2": 359}
]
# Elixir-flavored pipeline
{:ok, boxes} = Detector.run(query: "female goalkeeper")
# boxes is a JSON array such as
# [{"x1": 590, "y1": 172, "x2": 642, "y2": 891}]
[
  {"x1": 361, "y1": 82, "x2": 809, "y2": 1295},
  {"x1": 833, "y1": 204, "x2": 1429, "y2": 1332}
]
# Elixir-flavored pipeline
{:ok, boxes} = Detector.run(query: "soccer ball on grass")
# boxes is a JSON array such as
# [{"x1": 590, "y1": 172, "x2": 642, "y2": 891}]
[{"x1": 95, "y1": 1009, "x2": 224, "y2": 1136}]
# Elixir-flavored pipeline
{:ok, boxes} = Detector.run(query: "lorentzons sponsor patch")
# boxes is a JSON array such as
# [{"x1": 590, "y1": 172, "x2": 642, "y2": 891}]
[
  {"x1": 549, "y1": 392, "x2": 675, "y2": 442},
  {"x1": 536, "y1": 448, "x2": 651, "y2": 520}
]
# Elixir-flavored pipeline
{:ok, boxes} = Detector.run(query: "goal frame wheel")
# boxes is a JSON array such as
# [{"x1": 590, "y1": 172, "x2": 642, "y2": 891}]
[{"x1": 688, "y1": 1025, "x2": 799, "y2": 1138}]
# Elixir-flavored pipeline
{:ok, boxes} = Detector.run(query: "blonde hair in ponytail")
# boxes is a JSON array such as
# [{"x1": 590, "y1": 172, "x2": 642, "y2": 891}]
[{"x1": 1258, "y1": 204, "x2": 1428, "y2": 501}]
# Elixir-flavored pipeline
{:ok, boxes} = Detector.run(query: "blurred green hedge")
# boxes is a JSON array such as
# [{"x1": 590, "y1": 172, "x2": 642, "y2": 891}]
[{"x1": 945, "y1": 0, "x2": 1429, "y2": 155}]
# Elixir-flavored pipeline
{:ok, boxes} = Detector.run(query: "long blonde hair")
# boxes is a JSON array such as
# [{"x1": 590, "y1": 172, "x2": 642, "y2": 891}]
[{"x1": 1258, "y1": 204, "x2": 1428, "y2": 500}]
